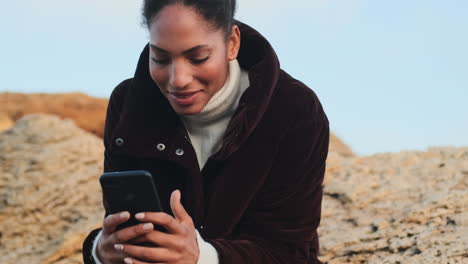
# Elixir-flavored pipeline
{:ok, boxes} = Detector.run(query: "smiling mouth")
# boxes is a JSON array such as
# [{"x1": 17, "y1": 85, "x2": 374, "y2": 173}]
[
  {"x1": 171, "y1": 91, "x2": 200, "y2": 98},
  {"x1": 169, "y1": 91, "x2": 201, "y2": 106},
  {"x1": 174, "y1": 94, "x2": 193, "y2": 99}
]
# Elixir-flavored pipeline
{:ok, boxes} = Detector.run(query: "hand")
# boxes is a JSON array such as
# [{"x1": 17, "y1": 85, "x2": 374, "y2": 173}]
[
  {"x1": 115, "y1": 190, "x2": 200, "y2": 264},
  {"x1": 96, "y1": 211, "x2": 155, "y2": 264}
]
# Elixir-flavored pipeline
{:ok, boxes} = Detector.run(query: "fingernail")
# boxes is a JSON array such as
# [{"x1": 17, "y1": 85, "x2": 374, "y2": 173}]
[
  {"x1": 124, "y1": 257, "x2": 133, "y2": 264},
  {"x1": 143, "y1": 223, "x2": 153, "y2": 230},
  {"x1": 120, "y1": 212, "x2": 129, "y2": 219},
  {"x1": 114, "y1": 244, "x2": 124, "y2": 251},
  {"x1": 135, "y1": 213, "x2": 145, "y2": 219}
]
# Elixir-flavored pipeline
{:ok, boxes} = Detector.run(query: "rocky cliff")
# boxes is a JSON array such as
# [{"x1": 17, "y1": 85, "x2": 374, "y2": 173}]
[
  {"x1": 0, "y1": 109, "x2": 466, "y2": 263},
  {"x1": 320, "y1": 149, "x2": 468, "y2": 263},
  {"x1": 0, "y1": 112, "x2": 14, "y2": 133},
  {"x1": 0, "y1": 92, "x2": 107, "y2": 137},
  {"x1": 0, "y1": 92, "x2": 353, "y2": 156},
  {"x1": 0, "y1": 114, "x2": 103, "y2": 263}
]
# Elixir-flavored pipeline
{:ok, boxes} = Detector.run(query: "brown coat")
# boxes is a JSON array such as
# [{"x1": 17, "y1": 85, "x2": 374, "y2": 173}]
[{"x1": 83, "y1": 22, "x2": 329, "y2": 264}]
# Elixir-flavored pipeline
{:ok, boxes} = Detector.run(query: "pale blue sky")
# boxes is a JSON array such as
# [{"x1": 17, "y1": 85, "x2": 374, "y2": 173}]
[{"x1": 1, "y1": 0, "x2": 467, "y2": 155}]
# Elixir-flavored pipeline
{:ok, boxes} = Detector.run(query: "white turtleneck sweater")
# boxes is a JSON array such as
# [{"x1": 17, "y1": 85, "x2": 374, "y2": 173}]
[
  {"x1": 92, "y1": 60, "x2": 250, "y2": 264},
  {"x1": 181, "y1": 59, "x2": 249, "y2": 170}
]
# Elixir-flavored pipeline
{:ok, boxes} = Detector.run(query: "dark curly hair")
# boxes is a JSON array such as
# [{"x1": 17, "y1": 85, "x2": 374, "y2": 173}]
[{"x1": 142, "y1": 0, "x2": 237, "y2": 37}]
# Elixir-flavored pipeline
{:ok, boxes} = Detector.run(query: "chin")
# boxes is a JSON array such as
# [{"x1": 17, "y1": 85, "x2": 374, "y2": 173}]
[{"x1": 172, "y1": 104, "x2": 204, "y2": 115}]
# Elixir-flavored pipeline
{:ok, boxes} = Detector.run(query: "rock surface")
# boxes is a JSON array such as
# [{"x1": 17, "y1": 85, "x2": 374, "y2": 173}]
[
  {"x1": 0, "y1": 92, "x2": 108, "y2": 137},
  {"x1": 329, "y1": 133, "x2": 354, "y2": 157},
  {"x1": 0, "y1": 112, "x2": 14, "y2": 133},
  {"x1": 0, "y1": 92, "x2": 352, "y2": 156},
  {"x1": 319, "y1": 148, "x2": 468, "y2": 263},
  {"x1": 1, "y1": 112, "x2": 466, "y2": 263},
  {"x1": 0, "y1": 114, "x2": 104, "y2": 264}
]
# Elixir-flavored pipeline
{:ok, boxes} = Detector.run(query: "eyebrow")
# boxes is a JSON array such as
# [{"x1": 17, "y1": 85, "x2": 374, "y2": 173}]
[{"x1": 149, "y1": 43, "x2": 209, "y2": 55}]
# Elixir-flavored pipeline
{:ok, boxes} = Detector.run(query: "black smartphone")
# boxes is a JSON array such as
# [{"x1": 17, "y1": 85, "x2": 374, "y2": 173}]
[{"x1": 100, "y1": 170, "x2": 163, "y2": 230}]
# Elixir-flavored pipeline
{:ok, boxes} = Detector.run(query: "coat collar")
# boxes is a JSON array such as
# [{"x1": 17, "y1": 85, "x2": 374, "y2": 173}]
[{"x1": 112, "y1": 21, "x2": 281, "y2": 163}]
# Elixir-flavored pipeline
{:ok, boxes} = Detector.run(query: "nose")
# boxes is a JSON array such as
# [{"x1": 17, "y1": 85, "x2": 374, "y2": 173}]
[{"x1": 169, "y1": 60, "x2": 193, "y2": 89}]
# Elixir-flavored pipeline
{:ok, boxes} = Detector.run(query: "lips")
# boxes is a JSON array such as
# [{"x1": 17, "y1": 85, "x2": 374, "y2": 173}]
[
  {"x1": 169, "y1": 91, "x2": 200, "y2": 106},
  {"x1": 172, "y1": 91, "x2": 198, "y2": 98}
]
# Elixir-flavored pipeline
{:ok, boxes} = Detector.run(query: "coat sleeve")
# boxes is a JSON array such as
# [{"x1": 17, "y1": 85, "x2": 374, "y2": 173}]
[
  {"x1": 82, "y1": 79, "x2": 134, "y2": 264},
  {"x1": 206, "y1": 117, "x2": 329, "y2": 264}
]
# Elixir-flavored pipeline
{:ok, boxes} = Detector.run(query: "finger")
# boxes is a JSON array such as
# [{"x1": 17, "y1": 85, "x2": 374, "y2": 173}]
[
  {"x1": 96, "y1": 236, "x2": 127, "y2": 264},
  {"x1": 97, "y1": 247, "x2": 127, "y2": 264},
  {"x1": 125, "y1": 235, "x2": 158, "y2": 246},
  {"x1": 135, "y1": 229, "x2": 182, "y2": 249},
  {"x1": 111, "y1": 222, "x2": 155, "y2": 244},
  {"x1": 125, "y1": 232, "x2": 161, "y2": 245},
  {"x1": 103, "y1": 212, "x2": 130, "y2": 235},
  {"x1": 126, "y1": 235, "x2": 147, "y2": 245},
  {"x1": 170, "y1": 190, "x2": 192, "y2": 224},
  {"x1": 116, "y1": 244, "x2": 175, "y2": 263},
  {"x1": 122, "y1": 257, "x2": 163, "y2": 264},
  {"x1": 135, "y1": 212, "x2": 184, "y2": 234}
]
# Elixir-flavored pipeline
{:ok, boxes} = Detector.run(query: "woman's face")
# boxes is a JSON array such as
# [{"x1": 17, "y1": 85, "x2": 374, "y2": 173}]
[{"x1": 148, "y1": 4, "x2": 240, "y2": 115}]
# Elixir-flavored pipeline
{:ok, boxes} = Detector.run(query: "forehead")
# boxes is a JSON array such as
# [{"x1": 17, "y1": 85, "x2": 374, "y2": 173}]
[{"x1": 149, "y1": 4, "x2": 223, "y2": 52}]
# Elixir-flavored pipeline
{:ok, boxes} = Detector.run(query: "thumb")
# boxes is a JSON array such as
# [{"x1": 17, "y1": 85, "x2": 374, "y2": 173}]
[{"x1": 170, "y1": 190, "x2": 191, "y2": 224}]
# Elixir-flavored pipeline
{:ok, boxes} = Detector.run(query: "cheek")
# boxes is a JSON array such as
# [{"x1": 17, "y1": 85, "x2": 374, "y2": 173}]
[
  {"x1": 199, "y1": 60, "x2": 228, "y2": 90},
  {"x1": 149, "y1": 65, "x2": 168, "y2": 90}
]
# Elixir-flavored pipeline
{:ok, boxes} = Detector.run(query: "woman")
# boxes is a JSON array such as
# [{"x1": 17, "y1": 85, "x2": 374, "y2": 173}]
[{"x1": 83, "y1": 0, "x2": 329, "y2": 263}]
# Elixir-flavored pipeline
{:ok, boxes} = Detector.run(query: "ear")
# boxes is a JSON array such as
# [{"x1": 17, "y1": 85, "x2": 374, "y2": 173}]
[{"x1": 227, "y1": 25, "x2": 241, "y2": 61}]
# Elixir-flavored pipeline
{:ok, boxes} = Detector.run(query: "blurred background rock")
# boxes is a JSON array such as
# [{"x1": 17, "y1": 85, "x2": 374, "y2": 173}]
[
  {"x1": 0, "y1": 93, "x2": 107, "y2": 137},
  {"x1": 0, "y1": 93, "x2": 466, "y2": 263}
]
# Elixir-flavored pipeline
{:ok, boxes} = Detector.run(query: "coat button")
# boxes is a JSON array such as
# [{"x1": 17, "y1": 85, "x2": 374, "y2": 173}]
[
  {"x1": 156, "y1": 143, "x2": 166, "y2": 152},
  {"x1": 175, "y1": 148, "x2": 184, "y2": 156},
  {"x1": 115, "y1": 138, "x2": 124, "y2": 147},
  {"x1": 200, "y1": 225, "x2": 204, "y2": 230}
]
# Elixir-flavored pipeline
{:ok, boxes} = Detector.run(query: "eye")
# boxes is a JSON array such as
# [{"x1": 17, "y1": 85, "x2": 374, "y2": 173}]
[
  {"x1": 151, "y1": 57, "x2": 170, "y2": 65},
  {"x1": 191, "y1": 57, "x2": 209, "y2": 65}
]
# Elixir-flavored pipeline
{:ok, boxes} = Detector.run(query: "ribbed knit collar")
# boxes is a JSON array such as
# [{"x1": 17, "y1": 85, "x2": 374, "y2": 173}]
[{"x1": 181, "y1": 59, "x2": 242, "y2": 126}]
